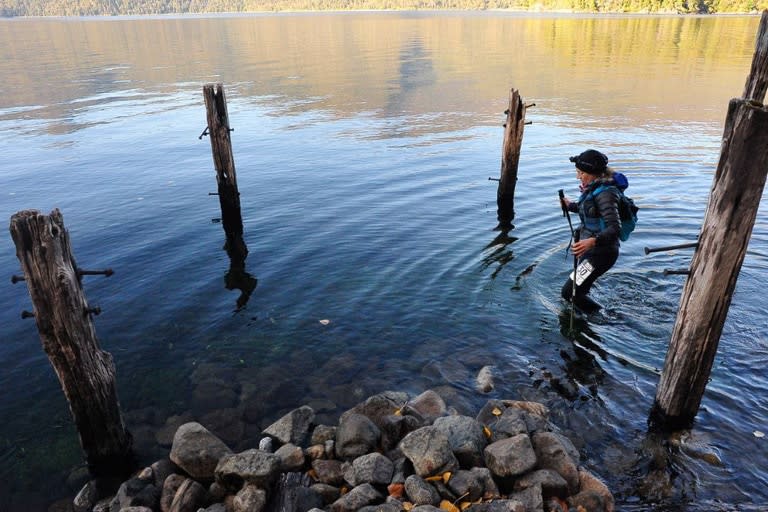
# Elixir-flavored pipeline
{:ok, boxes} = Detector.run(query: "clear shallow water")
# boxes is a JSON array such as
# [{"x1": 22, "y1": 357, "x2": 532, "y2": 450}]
[{"x1": 1, "y1": 12, "x2": 767, "y2": 511}]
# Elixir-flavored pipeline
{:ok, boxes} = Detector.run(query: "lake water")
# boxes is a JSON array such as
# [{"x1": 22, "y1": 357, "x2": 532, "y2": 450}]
[{"x1": 1, "y1": 12, "x2": 767, "y2": 511}]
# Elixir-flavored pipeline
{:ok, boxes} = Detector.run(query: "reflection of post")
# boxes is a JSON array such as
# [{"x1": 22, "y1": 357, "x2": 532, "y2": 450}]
[
  {"x1": 9, "y1": 209, "x2": 133, "y2": 475},
  {"x1": 652, "y1": 11, "x2": 768, "y2": 430},
  {"x1": 496, "y1": 88, "x2": 529, "y2": 229},
  {"x1": 203, "y1": 83, "x2": 247, "y2": 261},
  {"x1": 225, "y1": 249, "x2": 258, "y2": 311}
]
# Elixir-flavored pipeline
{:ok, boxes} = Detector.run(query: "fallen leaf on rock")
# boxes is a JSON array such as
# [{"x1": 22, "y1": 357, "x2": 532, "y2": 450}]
[
  {"x1": 403, "y1": 502, "x2": 414, "y2": 511},
  {"x1": 307, "y1": 468, "x2": 318, "y2": 481},
  {"x1": 440, "y1": 500, "x2": 460, "y2": 512},
  {"x1": 483, "y1": 425, "x2": 492, "y2": 439},
  {"x1": 491, "y1": 407, "x2": 503, "y2": 416},
  {"x1": 388, "y1": 482, "x2": 404, "y2": 498}
]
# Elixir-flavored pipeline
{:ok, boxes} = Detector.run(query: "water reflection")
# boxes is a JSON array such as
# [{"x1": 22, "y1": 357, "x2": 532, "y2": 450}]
[
  {"x1": 480, "y1": 227, "x2": 518, "y2": 280},
  {"x1": 556, "y1": 308, "x2": 607, "y2": 400},
  {"x1": 224, "y1": 237, "x2": 257, "y2": 312}
]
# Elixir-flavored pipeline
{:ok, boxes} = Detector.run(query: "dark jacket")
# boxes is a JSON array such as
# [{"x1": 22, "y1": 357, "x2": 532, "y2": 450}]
[{"x1": 567, "y1": 178, "x2": 621, "y2": 254}]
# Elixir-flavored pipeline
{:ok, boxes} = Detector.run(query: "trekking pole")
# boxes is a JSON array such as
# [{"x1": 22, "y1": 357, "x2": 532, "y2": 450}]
[{"x1": 559, "y1": 190, "x2": 578, "y2": 331}]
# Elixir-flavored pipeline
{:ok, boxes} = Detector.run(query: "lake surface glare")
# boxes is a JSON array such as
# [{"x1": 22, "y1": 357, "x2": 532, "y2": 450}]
[{"x1": 1, "y1": 12, "x2": 767, "y2": 511}]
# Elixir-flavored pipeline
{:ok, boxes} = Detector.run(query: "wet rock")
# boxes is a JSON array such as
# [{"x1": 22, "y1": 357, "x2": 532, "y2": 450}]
[
  {"x1": 166, "y1": 477, "x2": 207, "y2": 512},
  {"x1": 335, "y1": 413, "x2": 381, "y2": 460},
  {"x1": 311, "y1": 459, "x2": 345, "y2": 486},
  {"x1": 578, "y1": 468, "x2": 615, "y2": 512},
  {"x1": 214, "y1": 449, "x2": 281, "y2": 492},
  {"x1": 310, "y1": 425, "x2": 337, "y2": 445},
  {"x1": 347, "y1": 452, "x2": 394, "y2": 486},
  {"x1": 310, "y1": 482, "x2": 341, "y2": 504},
  {"x1": 151, "y1": 459, "x2": 177, "y2": 489},
  {"x1": 399, "y1": 426, "x2": 459, "y2": 477},
  {"x1": 470, "y1": 466, "x2": 501, "y2": 500},
  {"x1": 513, "y1": 468, "x2": 568, "y2": 500},
  {"x1": 329, "y1": 483, "x2": 383, "y2": 512},
  {"x1": 263, "y1": 405, "x2": 315, "y2": 446},
  {"x1": 489, "y1": 408, "x2": 529, "y2": 442},
  {"x1": 359, "y1": 502, "x2": 402, "y2": 512},
  {"x1": 476, "y1": 365, "x2": 496, "y2": 393},
  {"x1": 447, "y1": 468, "x2": 484, "y2": 502},
  {"x1": 170, "y1": 422, "x2": 233, "y2": 481},
  {"x1": 73, "y1": 480, "x2": 98, "y2": 512},
  {"x1": 531, "y1": 432, "x2": 580, "y2": 495},
  {"x1": 433, "y1": 415, "x2": 487, "y2": 468},
  {"x1": 407, "y1": 390, "x2": 447, "y2": 423},
  {"x1": 160, "y1": 474, "x2": 186, "y2": 512},
  {"x1": 468, "y1": 499, "x2": 525, "y2": 511},
  {"x1": 568, "y1": 490, "x2": 606, "y2": 512},
  {"x1": 404, "y1": 474, "x2": 441, "y2": 506},
  {"x1": 112, "y1": 476, "x2": 160, "y2": 511},
  {"x1": 232, "y1": 484, "x2": 266, "y2": 512},
  {"x1": 483, "y1": 434, "x2": 537, "y2": 478},
  {"x1": 508, "y1": 483, "x2": 543, "y2": 512},
  {"x1": 275, "y1": 443, "x2": 306, "y2": 472}
]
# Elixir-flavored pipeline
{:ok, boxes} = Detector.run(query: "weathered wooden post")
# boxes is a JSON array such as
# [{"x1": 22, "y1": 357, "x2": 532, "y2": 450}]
[
  {"x1": 203, "y1": 83, "x2": 247, "y2": 261},
  {"x1": 651, "y1": 11, "x2": 768, "y2": 430},
  {"x1": 9, "y1": 209, "x2": 133, "y2": 474},
  {"x1": 496, "y1": 88, "x2": 531, "y2": 229}
]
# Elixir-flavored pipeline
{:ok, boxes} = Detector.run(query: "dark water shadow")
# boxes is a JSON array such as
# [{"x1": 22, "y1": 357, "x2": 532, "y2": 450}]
[
  {"x1": 480, "y1": 227, "x2": 519, "y2": 280},
  {"x1": 223, "y1": 235, "x2": 257, "y2": 312}
]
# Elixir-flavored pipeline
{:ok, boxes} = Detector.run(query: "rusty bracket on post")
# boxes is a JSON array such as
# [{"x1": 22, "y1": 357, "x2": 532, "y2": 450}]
[
  {"x1": 663, "y1": 269, "x2": 691, "y2": 276},
  {"x1": 84, "y1": 306, "x2": 102, "y2": 317},
  {"x1": 78, "y1": 268, "x2": 114, "y2": 278},
  {"x1": 644, "y1": 242, "x2": 699, "y2": 255},
  {"x1": 11, "y1": 274, "x2": 25, "y2": 283},
  {"x1": 21, "y1": 310, "x2": 35, "y2": 319}
]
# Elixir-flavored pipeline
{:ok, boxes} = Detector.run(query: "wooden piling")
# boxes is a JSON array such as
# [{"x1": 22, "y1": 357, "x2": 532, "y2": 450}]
[
  {"x1": 651, "y1": 11, "x2": 768, "y2": 430},
  {"x1": 496, "y1": 88, "x2": 529, "y2": 229},
  {"x1": 9, "y1": 209, "x2": 133, "y2": 474},
  {"x1": 203, "y1": 83, "x2": 247, "y2": 261}
]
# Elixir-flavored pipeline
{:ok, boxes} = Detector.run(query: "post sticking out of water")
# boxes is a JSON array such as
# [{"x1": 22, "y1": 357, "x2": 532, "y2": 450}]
[
  {"x1": 496, "y1": 88, "x2": 530, "y2": 230},
  {"x1": 651, "y1": 10, "x2": 768, "y2": 430},
  {"x1": 9, "y1": 209, "x2": 133, "y2": 475},
  {"x1": 203, "y1": 83, "x2": 247, "y2": 261}
]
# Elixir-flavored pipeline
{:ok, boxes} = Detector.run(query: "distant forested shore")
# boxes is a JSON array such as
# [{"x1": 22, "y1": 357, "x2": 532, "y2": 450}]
[{"x1": 0, "y1": 0, "x2": 765, "y2": 17}]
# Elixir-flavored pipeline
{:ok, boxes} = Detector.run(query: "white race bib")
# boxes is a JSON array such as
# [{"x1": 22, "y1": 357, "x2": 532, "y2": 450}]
[{"x1": 570, "y1": 260, "x2": 595, "y2": 286}]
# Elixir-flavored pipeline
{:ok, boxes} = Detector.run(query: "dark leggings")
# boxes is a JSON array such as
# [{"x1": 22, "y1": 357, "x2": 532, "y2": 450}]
[{"x1": 561, "y1": 250, "x2": 619, "y2": 312}]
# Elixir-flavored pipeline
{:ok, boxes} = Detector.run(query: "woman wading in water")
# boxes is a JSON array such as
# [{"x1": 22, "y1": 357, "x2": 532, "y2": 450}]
[{"x1": 559, "y1": 149, "x2": 621, "y2": 313}]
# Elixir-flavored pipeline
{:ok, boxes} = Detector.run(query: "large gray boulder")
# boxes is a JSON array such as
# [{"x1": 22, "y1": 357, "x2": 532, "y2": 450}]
[
  {"x1": 214, "y1": 449, "x2": 281, "y2": 492},
  {"x1": 346, "y1": 452, "x2": 394, "y2": 486},
  {"x1": 399, "y1": 426, "x2": 459, "y2": 477},
  {"x1": 404, "y1": 475, "x2": 441, "y2": 506},
  {"x1": 531, "y1": 432, "x2": 580, "y2": 495},
  {"x1": 335, "y1": 413, "x2": 381, "y2": 460},
  {"x1": 483, "y1": 434, "x2": 537, "y2": 478},
  {"x1": 433, "y1": 415, "x2": 487, "y2": 468},
  {"x1": 263, "y1": 406, "x2": 315, "y2": 446},
  {"x1": 170, "y1": 422, "x2": 232, "y2": 481},
  {"x1": 329, "y1": 483, "x2": 383, "y2": 512}
]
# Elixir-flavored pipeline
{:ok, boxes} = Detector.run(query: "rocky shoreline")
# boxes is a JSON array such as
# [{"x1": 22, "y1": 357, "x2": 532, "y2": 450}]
[{"x1": 66, "y1": 389, "x2": 613, "y2": 512}]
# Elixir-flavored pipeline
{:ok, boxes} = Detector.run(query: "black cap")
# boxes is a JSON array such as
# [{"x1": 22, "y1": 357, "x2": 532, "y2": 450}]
[{"x1": 569, "y1": 149, "x2": 608, "y2": 175}]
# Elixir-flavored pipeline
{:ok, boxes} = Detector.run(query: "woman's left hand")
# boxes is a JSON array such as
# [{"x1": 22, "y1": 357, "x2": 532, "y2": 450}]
[{"x1": 572, "y1": 237, "x2": 596, "y2": 257}]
